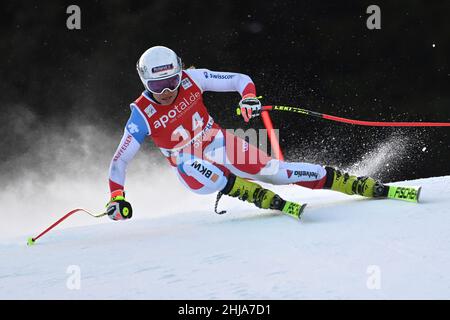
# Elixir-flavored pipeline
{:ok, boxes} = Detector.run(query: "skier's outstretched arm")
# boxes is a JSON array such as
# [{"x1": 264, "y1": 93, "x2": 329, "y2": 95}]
[
  {"x1": 185, "y1": 68, "x2": 261, "y2": 122},
  {"x1": 107, "y1": 106, "x2": 150, "y2": 220},
  {"x1": 185, "y1": 68, "x2": 255, "y2": 96}
]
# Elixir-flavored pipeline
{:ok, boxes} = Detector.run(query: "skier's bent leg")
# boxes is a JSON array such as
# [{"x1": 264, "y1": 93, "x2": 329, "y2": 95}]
[
  {"x1": 177, "y1": 158, "x2": 284, "y2": 209},
  {"x1": 175, "y1": 156, "x2": 305, "y2": 218},
  {"x1": 175, "y1": 154, "x2": 283, "y2": 205}
]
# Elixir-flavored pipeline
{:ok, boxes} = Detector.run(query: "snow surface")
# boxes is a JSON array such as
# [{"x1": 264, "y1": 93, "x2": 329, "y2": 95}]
[{"x1": 1, "y1": 176, "x2": 450, "y2": 299}]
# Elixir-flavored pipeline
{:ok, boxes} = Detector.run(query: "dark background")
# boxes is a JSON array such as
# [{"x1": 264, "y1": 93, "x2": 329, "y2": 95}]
[{"x1": 1, "y1": 0, "x2": 449, "y2": 182}]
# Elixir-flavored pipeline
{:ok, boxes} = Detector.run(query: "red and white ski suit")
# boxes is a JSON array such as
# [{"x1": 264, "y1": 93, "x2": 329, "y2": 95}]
[{"x1": 109, "y1": 69, "x2": 328, "y2": 195}]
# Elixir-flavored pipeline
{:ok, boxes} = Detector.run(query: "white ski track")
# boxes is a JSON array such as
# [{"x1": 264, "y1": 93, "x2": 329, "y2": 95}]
[{"x1": 1, "y1": 176, "x2": 450, "y2": 299}]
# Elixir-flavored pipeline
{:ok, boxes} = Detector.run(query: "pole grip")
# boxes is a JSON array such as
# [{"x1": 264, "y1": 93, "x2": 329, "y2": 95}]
[{"x1": 236, "y1": 105, "x2": 273, "y2": 116}]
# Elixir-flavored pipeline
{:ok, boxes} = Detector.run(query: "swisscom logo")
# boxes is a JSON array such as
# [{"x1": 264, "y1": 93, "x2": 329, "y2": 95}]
[{"x1": 203, "y1": 72, "x2": 235, "y2": 80}]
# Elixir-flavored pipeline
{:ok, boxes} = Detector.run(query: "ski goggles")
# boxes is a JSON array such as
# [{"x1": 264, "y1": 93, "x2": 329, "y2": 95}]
[{"x1": 146, "y1": 73, "x2": 181, "y2": 94}]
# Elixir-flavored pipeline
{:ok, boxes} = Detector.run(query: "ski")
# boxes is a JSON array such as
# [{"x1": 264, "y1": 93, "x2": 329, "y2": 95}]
[
  {"x1": 281, "y1": 201, "x2": 307, "y2": 220},
  {"x1": 386, "y1": 185, "x2": 421, "y2": 203}
]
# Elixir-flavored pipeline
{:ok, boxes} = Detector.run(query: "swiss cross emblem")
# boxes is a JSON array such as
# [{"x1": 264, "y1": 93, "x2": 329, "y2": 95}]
[{"x1": 127, "y1": 122, "x2": 139, "y2": 134}]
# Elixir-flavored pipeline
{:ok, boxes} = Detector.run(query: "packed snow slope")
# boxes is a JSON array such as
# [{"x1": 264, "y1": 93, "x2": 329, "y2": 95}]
[{"x1": 1, "y1": 176, "x2": 449, "y2": 299}]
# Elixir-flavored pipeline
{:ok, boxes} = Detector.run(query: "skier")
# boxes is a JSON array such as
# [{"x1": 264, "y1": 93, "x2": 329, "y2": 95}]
[{"x1": 106, "y1": 46, "x2": 393, "y2": 221}]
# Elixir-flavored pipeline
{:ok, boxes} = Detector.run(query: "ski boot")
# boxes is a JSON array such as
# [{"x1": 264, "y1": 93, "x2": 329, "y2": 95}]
[
  {"x1": 215, "y1": 174, "x2": 307, "y2": 219},
  {"x1": 323, "y1": 167, "x2": 421, "y2": 202},
  {"x1": 323, "y1": 167, "x2": 387, "y2": 198}
]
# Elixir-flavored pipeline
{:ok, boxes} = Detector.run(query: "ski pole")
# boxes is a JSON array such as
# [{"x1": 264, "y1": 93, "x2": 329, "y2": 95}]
[
  {"x1": 260, "y1": 110, "x2": 284, "y2": 160},
  {"x1": 27, "y1": 208, "x2": 107, "y2": 246},
  {"x1": 237, "y1": 105, "x2": 450, "y2": 127}
]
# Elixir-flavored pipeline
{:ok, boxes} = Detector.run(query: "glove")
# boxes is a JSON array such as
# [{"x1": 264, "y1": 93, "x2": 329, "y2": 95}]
[
  {"x1": 106, "y1": 190, "x2": 133, "y2": 221},
  {"x1": 239, "y1": 94, "x2": 262, "y2": 123}
]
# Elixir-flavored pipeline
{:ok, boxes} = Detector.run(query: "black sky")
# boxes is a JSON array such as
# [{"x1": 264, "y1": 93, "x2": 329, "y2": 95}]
[{"x1": 1, "y1": 0, "x2": 449, "y2": 181}]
